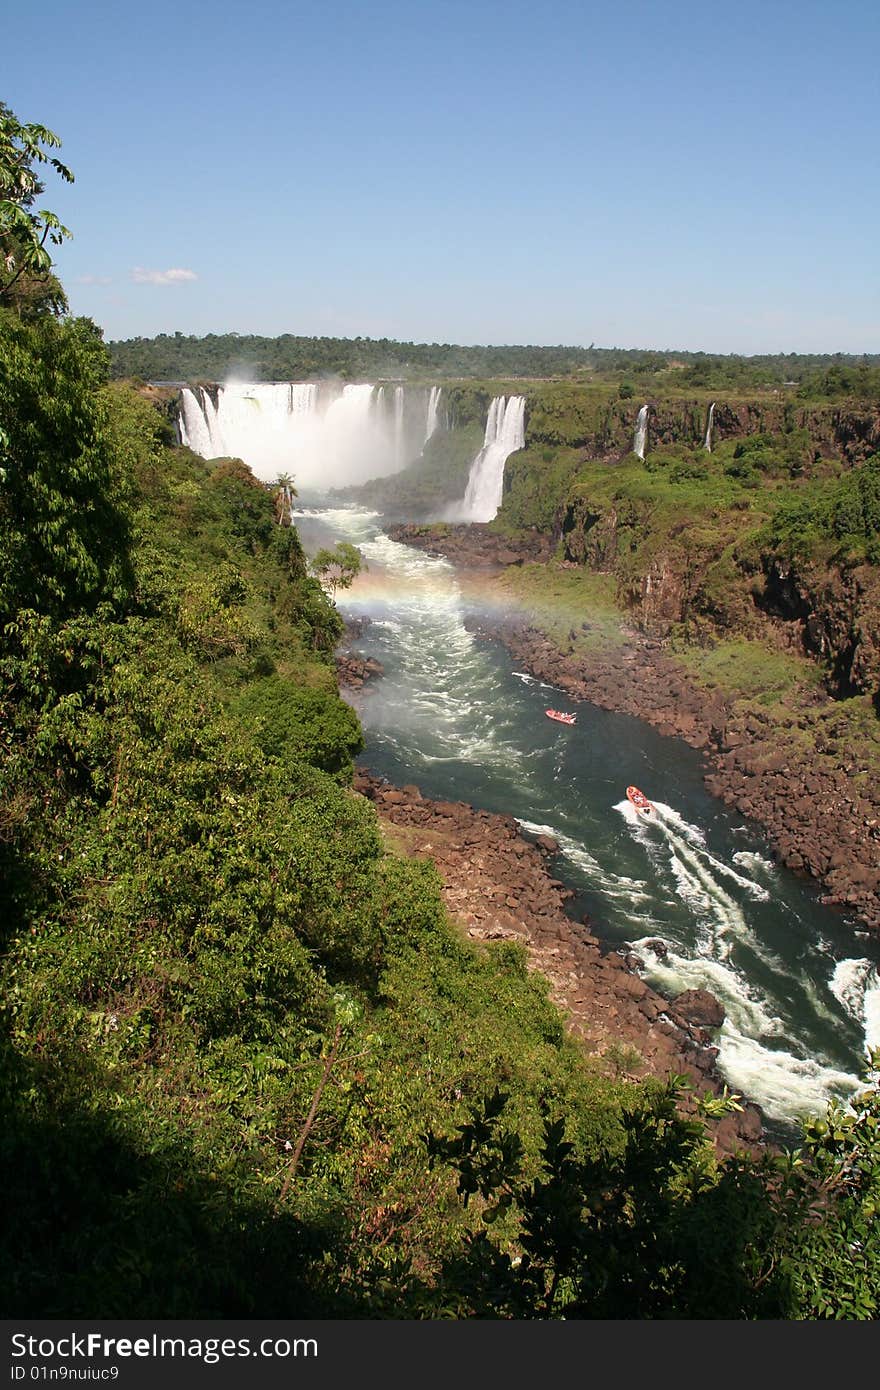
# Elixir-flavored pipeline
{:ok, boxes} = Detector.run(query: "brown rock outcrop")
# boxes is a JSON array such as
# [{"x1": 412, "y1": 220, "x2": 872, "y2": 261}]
[
  {"x1": 387, "y1": 522, "x2": 553, "y2": 569},
  {"x1": 669, "y1": 989, "x2": 726, "y2": 1031}
]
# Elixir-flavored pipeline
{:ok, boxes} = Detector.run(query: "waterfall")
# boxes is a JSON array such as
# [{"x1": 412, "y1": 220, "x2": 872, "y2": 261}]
[
  {"x1": 452, "y1": 395, "x2": 526, "y2": 523},
  {"x1": 424, "y1": 386, "x2": 442, "y2": 446},
  {"x1": 394, "y1": 385, "x2": 405, "y2": 466},
  {"x1": 322, "y1": 384, "x2": 378, "y2": 479},
  {"x1": 633, "y1": 404, "x2": 648, "y2": 460},
  {"x1": 177, "y1": 381, "x2": 425, "y2": 489},
  {"x1": 180, "y1": 387, "x2": 223, "y2": 456},
  {"x1": 704, "y1": 401, "x2": 716, "y2": 452}
]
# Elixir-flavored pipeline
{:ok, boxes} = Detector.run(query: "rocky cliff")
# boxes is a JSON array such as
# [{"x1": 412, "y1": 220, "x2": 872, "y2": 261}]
[{"x1": 522, "y1": 389, "x2": 880, "y2": 465}]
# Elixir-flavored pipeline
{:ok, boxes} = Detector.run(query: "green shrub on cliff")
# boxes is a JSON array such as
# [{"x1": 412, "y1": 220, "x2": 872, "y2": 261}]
[
  {"x1": 422, "y1": 1062, "x2": 880, "y2": 1319},
  {"x1": 762, "y1": 453, "x2": 880, "y2": 563},
  {"x1": 234, "y1": 675, "x2": 363, "y2": 780}
]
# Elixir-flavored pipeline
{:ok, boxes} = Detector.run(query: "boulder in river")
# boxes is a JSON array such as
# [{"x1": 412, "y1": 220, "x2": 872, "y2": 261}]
[
  {"x1": 669, "y1": 988, "x2": 726, "y2": 1030},
  {"x1": 533, "y1": 834, "x2": 559, "y2": 855},
  {"x1": 642, "y1": 938, "x2": 670, "y2": 960}
]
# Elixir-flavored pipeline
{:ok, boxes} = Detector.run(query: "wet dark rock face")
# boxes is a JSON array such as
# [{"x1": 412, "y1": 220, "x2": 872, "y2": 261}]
[
  {"x1": 335, "y1": 616, "x2": 384, "y2": 690},
  {"x1": 387, "y1": 522, "x2": 554, "y2": 568}
]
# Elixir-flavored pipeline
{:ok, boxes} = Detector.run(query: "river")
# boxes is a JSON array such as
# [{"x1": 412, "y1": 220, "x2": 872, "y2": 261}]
[{"x1": 294, "y1": 503, "x2": 880, "y2": 1129}]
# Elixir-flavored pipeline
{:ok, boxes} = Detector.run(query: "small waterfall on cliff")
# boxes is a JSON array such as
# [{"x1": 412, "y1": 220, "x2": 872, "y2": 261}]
[
  {"x1": 704, "y1": 401, "x2": 716, "y2": 452},
  {"x1": 394, "y1": 386, "x2": 405, "y2": 466},
  {"x1": 633, "y1": 404, "x2": 648, "y2": 460},
  {"x1": 424, "y1": 386, "x2": 442, "y2": 445},
  {"x1": 178, "y1": 381, "x2": 427, "y2": 489},
  {"x1": 450, "y1": 395, "x2": 526, "y2": 523}
]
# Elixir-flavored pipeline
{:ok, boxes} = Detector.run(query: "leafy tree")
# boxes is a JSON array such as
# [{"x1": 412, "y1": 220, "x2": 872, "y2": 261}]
[
  {"x1": 311, "y1": 540, "x2": 365, "y2": 596},
  {"x1": 234, "y1": 674, "x2": 363, "y2": 780},
  {"x1": 0, "y1": 102, "x2": 73, "y2": 314},
  {"x1": 0, "y1": 310, "x2": 132, "y2": 624},
  {"x1": 424, "y1": 1080, "x2": 784, "y2": 1318},
  {"x1": 424, "y1": 1061, "x2": 880, "y2": 1319}
]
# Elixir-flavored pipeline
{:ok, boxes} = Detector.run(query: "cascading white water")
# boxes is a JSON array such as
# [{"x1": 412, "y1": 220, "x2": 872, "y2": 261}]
[
  {"x1": 180, "y1": 387, "x2": 221, "y2": 456},
  {"x1": 633, "y1": 404, "x2": 648, "y2": 460},
  {"x1": 178, "y1": 381, "x2": 426, "y2": 489},
  {"x1": 424, "y1": 386, "x2": 442, "y2": 446},
  {"x1": 178, "y1": 388, "x2": 201, "y2": 452},
  {"x1": 704, "y1": 401, "x2": 716, "y2": 452},
  {"x1": 450, "y1": 395, "x2": 526, "y2": 523},
  {"x1": 394, "y1": 386, "x2": 405, "y2": 467}
]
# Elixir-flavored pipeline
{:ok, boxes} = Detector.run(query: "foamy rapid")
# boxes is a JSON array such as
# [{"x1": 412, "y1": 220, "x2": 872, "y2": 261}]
[
  {"x1": 518, "y1": 819, "x2": 655, "y2": 917},
  {"x1": 631, "y1": 937, "x2": 860, "y2": 1117},
  {"x1": 713, "y1": 1028, "x2": 858, "y2": 1120},
  {"x1": 629, "y1": 937, "x2": 782, "y2": 1037},
  {"x1": 336, "y1": 529, "x2": 523, "y2": 773},
  {"x1": 608, "y1": 802, "x2": 866, "y2": 1116},
  {"x1": 732, "y1": 850, "x2": 777, "y2": 877},
  {"x1": 831, "y1": 959, "x2": 880, "y2": 1056}
]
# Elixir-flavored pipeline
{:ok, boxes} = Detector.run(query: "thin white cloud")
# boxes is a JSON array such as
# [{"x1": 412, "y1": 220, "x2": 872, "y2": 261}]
[
  {"x1": 131, "y1": 267, "x2": 198, "y2": 286},
  {"x1": 75, "y1": 273, "x2": 113, "y2": 286}
]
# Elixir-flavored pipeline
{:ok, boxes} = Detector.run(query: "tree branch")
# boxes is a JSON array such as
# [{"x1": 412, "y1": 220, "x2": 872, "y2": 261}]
[{"x1": 276, "y1": 1022, "x2": 345, "y2": 1208}]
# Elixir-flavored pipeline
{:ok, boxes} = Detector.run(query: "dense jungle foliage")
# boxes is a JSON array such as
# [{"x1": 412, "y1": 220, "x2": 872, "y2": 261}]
[
  {"x1": 2, "y1": 104, "x2": 880, "y2": 1320},
  {"x1": 108, "y1": 329, "x2": 880, "y2": 395}
]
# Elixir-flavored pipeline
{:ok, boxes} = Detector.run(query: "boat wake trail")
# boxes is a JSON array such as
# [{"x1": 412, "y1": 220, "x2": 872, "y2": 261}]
[
  {"x1": 517, "y1": 819, "x2": 655, "y2": 920},
  {"x1": 615, "y1": 799, "x2": 771, "y2": 961},
  {"x1": 512, "y1": 671, "x2": 557, "y2": 691}
]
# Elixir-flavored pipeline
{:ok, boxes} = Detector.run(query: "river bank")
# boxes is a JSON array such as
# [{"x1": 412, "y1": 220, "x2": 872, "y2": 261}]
[
  {"x1": 387, "y1": 522, "x2": 880, "y2": 940},
  {"x1": 353, "y1": 768, "x2": 765, "y2": 1155}
]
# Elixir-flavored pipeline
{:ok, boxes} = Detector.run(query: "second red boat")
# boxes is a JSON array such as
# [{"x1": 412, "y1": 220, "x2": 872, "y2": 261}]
[{"x1": 546, "y1": 709, "x2": 576, "y2": 726}]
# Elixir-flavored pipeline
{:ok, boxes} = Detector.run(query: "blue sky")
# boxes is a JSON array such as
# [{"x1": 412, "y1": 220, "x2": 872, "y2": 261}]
[{"x1": 7, "y1": 0, "x2": 879, "y2": 352}]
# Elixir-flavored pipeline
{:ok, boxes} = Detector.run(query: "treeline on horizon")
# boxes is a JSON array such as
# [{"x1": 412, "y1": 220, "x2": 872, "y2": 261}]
[{"x1": 108, "y1": 330, "x2": 880, "y2": 398}]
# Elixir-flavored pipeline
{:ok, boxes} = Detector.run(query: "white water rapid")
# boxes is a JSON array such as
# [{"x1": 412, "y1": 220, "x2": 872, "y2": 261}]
[
  {"x1": 447, "y1": 395, "x2": 526, "y2": 522},
  {"x1": 178, "y1": 381, "x2": 431, "y2": 489},
  {"x1": 633, "y1": 404, "x2": 648, "y2": 460}
]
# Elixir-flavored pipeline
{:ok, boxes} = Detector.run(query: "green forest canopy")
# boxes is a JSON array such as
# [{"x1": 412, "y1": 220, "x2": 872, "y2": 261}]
[{"x1": 108, "y1": 330, "x2": 880, "y2": 397}]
